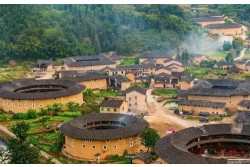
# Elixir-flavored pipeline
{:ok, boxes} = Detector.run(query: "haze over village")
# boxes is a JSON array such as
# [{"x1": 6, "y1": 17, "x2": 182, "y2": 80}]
[{"x1": 1, "y1": 4, "x2": 250, "y2": 164}]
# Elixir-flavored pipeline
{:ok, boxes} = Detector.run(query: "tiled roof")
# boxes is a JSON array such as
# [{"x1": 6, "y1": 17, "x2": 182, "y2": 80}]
[
  {"x1": 191, "y1": 17, "x2": 224, "y2": 22},
  {"x1": 100, "y1": 99, "x2": 124, "y2": 107},
  {"x1": 59, "y1": 113, "x2": 149, "y2": 140},
  {"x1": 63, "y1": 55, "x2": 115, "y2": 67},
  {"x1": 138, "y1": 50, "x2": 175, "y2": 58},
  {"x1": 110, "y1": 75, "x2": 131, "y2": 82},
  {"x1": 180, "y1": 99, "x2": 225, "y2": 108},
  {"x1": 215, "y1": 61, "x2": 234, "y2": 67},
  {"x1": 238, "y1": 100, "x2": 250, "y2": 107},
  {"x1": 125, "y1": 85, "x2": 147, "y2": 95},
  {"x1": 205, "y1": 23, "x2": 242, "y2": 29}
]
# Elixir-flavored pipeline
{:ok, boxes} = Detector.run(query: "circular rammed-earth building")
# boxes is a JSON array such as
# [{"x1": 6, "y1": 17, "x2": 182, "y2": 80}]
[
  {"x1": 155, "y1": 124, "x2": 250, "y2": 164},
  {"x1": 59, "y1": 113, "x2": 149, "y2": 160},
  {"x1": 0, "y1": 79, "x2": 85, "y2": 113}
]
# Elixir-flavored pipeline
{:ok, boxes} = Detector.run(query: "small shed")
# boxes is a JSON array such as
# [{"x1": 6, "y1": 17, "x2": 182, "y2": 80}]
[{"x1": 132, "y1": 152, "x2": 152, "y2": 164}]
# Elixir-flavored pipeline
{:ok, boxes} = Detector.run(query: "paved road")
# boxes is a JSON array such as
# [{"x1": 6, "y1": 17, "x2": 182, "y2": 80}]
[{"x1": 234, "y1": 48, "x2": 246, "y2": 61}]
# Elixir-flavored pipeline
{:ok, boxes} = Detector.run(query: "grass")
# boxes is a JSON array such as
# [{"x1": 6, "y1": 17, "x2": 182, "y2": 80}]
[
  {"x1": 119, "y1": 57, "x2": 139, "y2": 65},
  {"x1": 0, "y1": 113, "x2": 8, "y2": 121},
  {"x1": 152, "y1": 89, "x2": 177, "y2": 96},
  {"x1": 186, "y1": 116, "x2": 200, "y2": 121},
  {"x1": 95, "y1": 90, "x2": 117, "y2": 98},
  {"x1": 0, "y1": 61, "x2": 31, "y2": 82},
  {"x1": 49, "y1": 116, "x2": 73, "y2": 122},
  {"x1": 132, "y1": 82, "x2": 150, "y2": 89},
  {"x1": 58, "y1": 111, "x2": 82, "y2": 118}
]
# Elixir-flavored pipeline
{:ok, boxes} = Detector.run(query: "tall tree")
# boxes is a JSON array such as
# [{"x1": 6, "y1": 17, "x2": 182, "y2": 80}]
[{"x1": 140, "y1": 127, "x2": 160, "y2": 152}]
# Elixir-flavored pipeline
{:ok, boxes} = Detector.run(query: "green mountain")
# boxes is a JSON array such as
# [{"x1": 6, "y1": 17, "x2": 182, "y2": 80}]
[{"x1": 0, "y1": 4, "x2": 198, "y2": 61}]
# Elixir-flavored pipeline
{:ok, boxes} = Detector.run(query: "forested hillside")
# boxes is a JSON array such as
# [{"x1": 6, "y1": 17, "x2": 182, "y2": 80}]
[{"x1": 0, "y1": 4, "x2": 198, "y2": 61}]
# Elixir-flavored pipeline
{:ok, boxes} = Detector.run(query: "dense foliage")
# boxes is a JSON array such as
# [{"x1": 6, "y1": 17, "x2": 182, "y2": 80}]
[
  {"x1": 140, "y1": 127, "x2": 160, "y2": 152},
  {"x1": 0, "y1": 4, "x2": 197, "y2": 61}
]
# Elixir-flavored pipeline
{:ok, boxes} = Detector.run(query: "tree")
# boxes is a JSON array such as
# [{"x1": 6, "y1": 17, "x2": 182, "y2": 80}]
[
  {"x1": 200, "y1": 60, "x2": 216, "y2": 68},
  {"x1": 232, "y1": 37, "x2": 244, "y2": 49},
  {"x1": 66, "y1": 101, "x2": 80, "y2": 111},
  {"x1": 225, "y1": 53, "x2": 234, "y2": 62},
  {"x1": 10, "y1": 121, "x2": 30, "y2": 142},
  {"x1": 223, "y1": 41, "x2": 232, "y2": 51},
  {"x1": 6, "y1": 121, "x2": 40, "y2": 164},
  {"x1": 7, "y1": 138, "x2": 40, "y2": 164},
  {"x1": 140, "y1": 127, "x2": 160, "y2": 152},
  {"x1": 26, "y1": 109, "x2": 38, "y2": 119}
]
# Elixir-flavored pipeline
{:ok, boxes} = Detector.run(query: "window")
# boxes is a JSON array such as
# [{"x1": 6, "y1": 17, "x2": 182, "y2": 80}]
[
  {"x1": 119, "y1": 138, "x2": 122, "y2": 141},
  {"x1": 114, "y1": 145, "x2": 117, "y2": 149},
  {"x1": 135, "y1": 96, "x2": 137, "y2": 100},
  {"x1": 135, "y1": 102, "x2": 137, "y2": 105},
  {"x1": 18, "y1": 105, "x2": 21, "y2": 108},
  {"x1": 129, "y1": 104, "x2": 131, "y2": 107},
  {"x1": 114, "y1": 108, "x2": 117, "y2": 112},
  {"x1": 106, "y1": 139, "x2": 110, "y2": 142},
  {"x1": 130, "y1": 136, "x2": 132, "y2": 139},
  {"x1": 122, "y1": 107, "x2": 124, "y2": 111},
  {"x1": 103, "y1": 145, "x2": 107, "y2": 150},
  {"x1": 248, "y1": 107, "x2": 250, "y2": 110},
  {"x1": 130, "y1": 142, "x2": 133, "y2": 147},
  {"x1": 32, "y1": 104, "x2": 35, "y2": 108},
  {"x1": 82, "y1": 145, "x2": 85, "y2": 148},
  {"x1": 39, "y1": 104, "x2": 43, "y2": 107},
  {"x1": 92, "y1": 146, "x2": 96, "y2": 149},
  {"x1": 129, "y1": 97, "x2": 131, "y2": 101}
]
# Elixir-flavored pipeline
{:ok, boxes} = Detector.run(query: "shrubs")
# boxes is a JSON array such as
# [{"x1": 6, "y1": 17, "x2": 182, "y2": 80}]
[
  {"x1": 12, "y1": 113, "x2": 28, "y2": 120},
  {"x1": 58, "y1": 111, "x2": 82, "y2": 118},
  {"x1": 12, "y1": 109, "x2": 38, "y2": 120},
  {"x1": 27, "y1": 109, "x2": 38, "y2": 119}
]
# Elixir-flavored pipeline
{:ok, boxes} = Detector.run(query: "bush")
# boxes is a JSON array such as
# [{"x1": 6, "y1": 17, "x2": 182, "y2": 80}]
[
  {"x1": 12, "y1": 113, "x2": 28, "y2": 120},
  {"x1": 223, "y1": 41, "x2": 232, "y2": 51},
  {"x1": 174, "y1": 109, "x2": 180, "y2": 115},
  {"x1": 27, "y1": 109, "x2": 38, "y2": 119}
]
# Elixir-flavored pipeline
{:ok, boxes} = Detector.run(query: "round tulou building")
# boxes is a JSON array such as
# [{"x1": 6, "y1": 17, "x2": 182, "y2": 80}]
[
  {"x1": 59, "y1": 113, "x2": 149, "y2": 160},
  {"x1": 155, "y1": 124, "x2": 250, "y2": 164},
  {"x1": 0, "y1": 79, "x2": 85, "y2": 113}
]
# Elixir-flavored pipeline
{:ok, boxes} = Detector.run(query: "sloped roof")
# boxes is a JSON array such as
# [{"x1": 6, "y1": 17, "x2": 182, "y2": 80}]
[
  {"x1": 125, "y1": 85, "x2": 147, "y2": 95},
  {"x1": 191, "y1": 17, "x2": 224, "y2": 22},
  {"x1": 235, "y1": 111, "x2": 250, "y2": 124},
  {"x1": 100, "y1": 99, "x2": 124, "y2": 108},
  {"x1": 205, "y1": 23, "x2": 242, "y2": 29},
  {"x1": 63, "y1": 55, "x2": 115, "y2": 67},
  {"x1": 180, "y1": 99, "x2": 225, "y2": 108},
  {"x1": 110, "y1": 75, "x2": 131, "y2": 83},
  {"x1": 133, "y1": 152, "x2": 152, "y2": 163},
  {"x1": 154, "y1": 73, "x2": 171, "y2": 83},
  {"x1": 138, "y1": 50, "x2": 175, "y2": 58},
  {"x1": 238, "y1": 100, "x2": 250, "y2": 107}
]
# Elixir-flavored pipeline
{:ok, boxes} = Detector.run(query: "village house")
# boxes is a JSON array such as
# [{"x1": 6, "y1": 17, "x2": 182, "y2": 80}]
[
  {"x1": 155, "y1": 66, "x2": 172, "y2": 75},
  {"x1": 179, "y1": 75, "x2": 195, "y2": 90},
  {"x1": 62, "y1": 54, "x2": 116, "y2": 71},
  {"x1": 234, "y1": 60, "x2": 250, "y2": 71},
  {"x1": 204, "y1": 23, "x2": 243, "y2": 36},
  {"x1": 54, "y1": 70, "x2": 109, "y2": 91},
  {"x1": 132, "y1": 152, "x2": 153, "y2": 164},
  {"x1": 245, "y1": 37, "x2": 250, "y2": 49},
  {"x1": 100, "y1": 99, "x2": 128, "y2": 114},
  {"x1": 163, "y1": 58, "x2": 182, "y2": 67},
  {"x1": 30, "y1": 59, "x2": 54, "y2": 72},
  {"x1": 179, "y1": 79, "x2": 250, "y2": 113},
  {"x1": 109, "y1": 75, "x2": 131, "y2": 91},
  {"x1": 103, "y1": 64, "x2": 156, "y2": 76},
  {"x1": 235, "y1": 111, "x2": 250, "y2": 124},
  {"x1": 214, "y1": 61, "x2": 234, "y2": 69},
  {"x1": 165, "y1": 63, "x2": 184, "y2": 72},
  {"x1": 138, "y1": 50, "x2": 175, "y2": 65},
  {"x1": 191, "y1": 16, "x2": 225, "y2": 27},
  {"x1": 179, "y1": 99, "x2": 226, "y2": 115},
  {"x1": 153, "y1": 73, "x2": 172, "y2": 88},
  {"x1": 125, "y1": 85, "x2": 147, "y2": 115},
  {"x1": 237, "y1": 100, "x2": 250, "y2": 111}
]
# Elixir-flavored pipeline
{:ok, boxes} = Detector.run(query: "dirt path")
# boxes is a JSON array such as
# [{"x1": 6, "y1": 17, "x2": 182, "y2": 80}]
[
  {"x1": 144, "y1": 89, "x2": 203, "y2": 137},
  {"x1": 234, "y1": 48, "x2": 246, "y2": 61}
]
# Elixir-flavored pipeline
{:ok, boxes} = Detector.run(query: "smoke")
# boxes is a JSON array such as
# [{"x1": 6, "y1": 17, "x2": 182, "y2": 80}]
[{"x1": 182, "y1": 32, "x2": 233, "y2": 54}]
